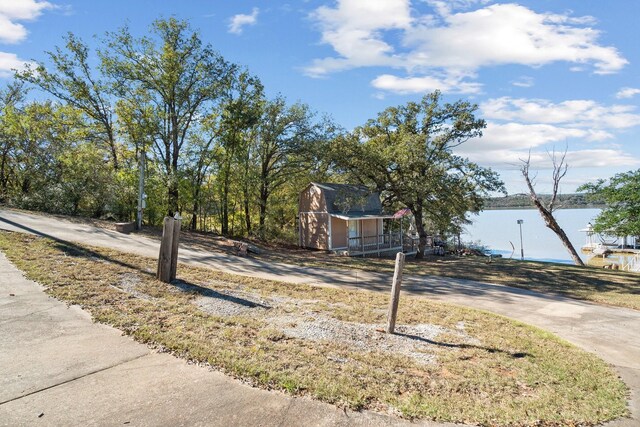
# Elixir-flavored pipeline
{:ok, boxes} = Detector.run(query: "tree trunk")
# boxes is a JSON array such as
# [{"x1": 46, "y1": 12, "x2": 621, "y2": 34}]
[
  {"x1": 0, "y1": 150, "x2": 8, "y2": 202},
  {"x1": 413, "y1": 204, "x2": 428, "y2": 259},
  {"x1": 190, "y1": 202, "x2": 198, "y2": 230},
  {"x1": 533, "y1": 200, "x2": 585, "y2": 266},
  {"x1": 221, "y1": 170, "x2": 230, "y2": 235},
  {"x1": 258, "y1": 181, "x2": 269, "y2": 237},
  {"x1": 243, "y1": 187, "x2": 251, "y2": 236},
  {"x1": 167, "y1": 173, "x2": 179, "y2": 217},
  {"x1": 521, "y1": 153, "x2": 585, "y2": 266},
  {"x1": 106, "y1": 125, "x2": 119, "y2": 171}
]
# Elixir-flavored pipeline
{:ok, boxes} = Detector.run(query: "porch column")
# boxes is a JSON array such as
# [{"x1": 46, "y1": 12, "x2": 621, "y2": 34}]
[{"x1": 328, "y1": 214, "x2": 333, "y2": 250}]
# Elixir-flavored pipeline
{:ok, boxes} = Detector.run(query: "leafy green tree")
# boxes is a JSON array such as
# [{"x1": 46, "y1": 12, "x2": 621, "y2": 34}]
[
  {"x1": 578, "y1": 169, "x2": 640, "y2": 237},
  {"x1": 0, "y1": 98, "x2": 119, "y2": 217},
  {"x1": 0, "y1": 81, "x2": 28, "y2": 201},
  {"x1": 255, "y1": 96, "x2": 332, "y2": 237},
  {"x1": 102, "y1": 17, "x2": 234, "y2": 216},
  {"x1": 215, "y1": 70, "x2": 264, "y2": 235},
  {"x1": 332, "y1": 91, "x2": 504, "y2": 258},
  {"x1": 17, "y1": 33, "x2": 120, "y2": 170}
]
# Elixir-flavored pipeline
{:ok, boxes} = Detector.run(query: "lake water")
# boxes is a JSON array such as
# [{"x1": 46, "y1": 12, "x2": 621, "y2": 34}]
[{"x1": 462, "y1": 208, "x2": 601, "y2": 264}]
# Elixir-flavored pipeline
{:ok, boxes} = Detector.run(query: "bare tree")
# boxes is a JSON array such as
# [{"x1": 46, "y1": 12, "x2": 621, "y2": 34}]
[{"x1": 520, "y1": 150, "x2": 585, "y2": 266}]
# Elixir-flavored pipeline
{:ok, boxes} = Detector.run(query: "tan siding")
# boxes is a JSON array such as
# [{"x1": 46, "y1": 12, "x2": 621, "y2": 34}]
[
  {"x1": 299, "y1": 183, "x2": 327, "y2": 213},
  {"x1": 361, "y1": 219, "x2": 378, "y2": 237},
  {"x1": 300, "y1": 212, "x2": 329, "y2": 250},
  {"x1": 331, "y1": 217, "x2": 347, "y2": 248}
]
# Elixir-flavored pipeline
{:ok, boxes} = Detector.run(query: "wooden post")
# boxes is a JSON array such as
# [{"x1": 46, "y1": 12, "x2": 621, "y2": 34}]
[
  {"x1": 169, "y1": 217, "x2": 181, "y2": 280},
  {"x1": 386, "y1": 252, "x2": 405, "y2": 334},
  {"x1": 157, "y1": 216, "x2": 180, "y2": 283}
]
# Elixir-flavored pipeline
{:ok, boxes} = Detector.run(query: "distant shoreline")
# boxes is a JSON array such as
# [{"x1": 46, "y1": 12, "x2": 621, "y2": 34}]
[
  {"x1": 483, "y1": 205, "x2": 605, "y2": 211},
  {"x1": 483, "y1": 193, "x2": 605, "y2": 211}
]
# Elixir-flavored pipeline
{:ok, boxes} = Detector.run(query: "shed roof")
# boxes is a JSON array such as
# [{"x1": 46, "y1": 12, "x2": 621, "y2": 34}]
[{"x1": 311, "y1": 182, "x2": 384, "y2": 216}]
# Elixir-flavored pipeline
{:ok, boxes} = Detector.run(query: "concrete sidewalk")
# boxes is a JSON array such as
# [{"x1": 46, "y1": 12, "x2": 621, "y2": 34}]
[{"x1": 0, "y1": 252, "x2": 424, "y2": 427}]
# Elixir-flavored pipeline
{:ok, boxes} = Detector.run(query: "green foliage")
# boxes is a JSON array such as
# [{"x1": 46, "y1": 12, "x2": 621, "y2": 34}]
[
  {"x1": 331, "y1": 91, "x2": 505, "y2": 256},
  {"x1": 578, "y1": 169, "x2": 640, "y2": 236},
  {"x1": 5, "y1": 19, "x2": 503, "y2": 245},
  {"x1": 102, "y1": 17, "x2": 235, "y2": 215},
  {"x1": 17, "y1": 33, "x2": 120, "y2": 170}
]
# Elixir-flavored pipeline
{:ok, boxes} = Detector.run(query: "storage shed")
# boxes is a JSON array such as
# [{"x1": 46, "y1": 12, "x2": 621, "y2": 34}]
[{"x1": 298, "y1": 182, "x2": 404, "y2": 255}]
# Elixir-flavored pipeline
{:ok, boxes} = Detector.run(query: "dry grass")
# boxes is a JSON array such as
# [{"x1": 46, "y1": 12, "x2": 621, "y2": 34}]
[{"x1": 0, "y1": 230, "x2": 629, "y2": 426}]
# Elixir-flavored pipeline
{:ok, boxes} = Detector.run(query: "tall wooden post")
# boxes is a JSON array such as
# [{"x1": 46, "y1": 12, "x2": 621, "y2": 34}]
[
  {"x1": 157, "y1": 216, "x2": 181, "y2": 283},
  {"x1": 169, "y1": 217, "x2": 181, "y2": 280},
  {"x1": 386, "y1": 252, "x2": 405, "y2": 334}
]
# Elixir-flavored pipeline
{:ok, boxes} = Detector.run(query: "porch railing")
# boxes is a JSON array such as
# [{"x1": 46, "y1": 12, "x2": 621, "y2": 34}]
[{"x1": 347, "y1": 232, "x2": 403, "y2": 254}]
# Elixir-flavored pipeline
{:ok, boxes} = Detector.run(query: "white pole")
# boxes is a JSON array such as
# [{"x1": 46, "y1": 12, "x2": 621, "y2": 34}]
[{"x1": 517, "y1": 219, "x2": 524, "y2": 260}]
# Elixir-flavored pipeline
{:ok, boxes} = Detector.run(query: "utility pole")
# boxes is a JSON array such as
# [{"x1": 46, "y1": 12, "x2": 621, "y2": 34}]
[
  {"x1": 136, "y1": 150, "x2": 146, "y2": 230},
  {"x1": 517, "y1": 219, "x2": 524, "y2": 260}
]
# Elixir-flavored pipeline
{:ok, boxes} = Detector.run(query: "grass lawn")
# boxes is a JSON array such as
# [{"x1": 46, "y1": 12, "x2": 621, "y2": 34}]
[
  {"x1": 0, "y1": 230, "x2": 629, "y2": 426},
  {"x1": 257, "y1": 249, "x2": 640, "y2": 311},
  {"x1": 11, "y1": 208, "x2": 639, "y2": 310}
]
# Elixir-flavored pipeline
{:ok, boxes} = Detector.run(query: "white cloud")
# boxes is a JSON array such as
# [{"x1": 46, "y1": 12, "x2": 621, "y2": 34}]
[
  {"x1": 0, "y1": 0, "x2": 52, "y2": 44},
  {"x1": 371, "y1": 73, "x2": 482, "y2": 94},
  {"x1": 228, "y1": 7, "x2": 259, "y2": 35},
  {"x1": 481, "y1": 97, "x2": 640, "y2": 129},
  {"x1": 511, "y1": 76, "x2": 534, "y2": 88},
  {"x1": 460, "y1": 122, "x2": 610, "y2": 155},
  {"x1": 457, "y1": 147, "x2": 640, "y2": 170},
  {"x1": 306, "y1": 1, "x2": 627, "y2": 94},
  {"x1": 455, "y1": 95, "x2": 640, "y2": 173},
  {"x1": 404, "y1": 4, "x2": 626, "y2": 74},
  {"x1": 616, "y1": 87, "x2": 640, "y2": 99},
  {"x1": 305, "y1": 0, "x2": 411, "y2": 77},
  {"x1": 0, "y1": 51, "x2": 30, "y2": 76}
]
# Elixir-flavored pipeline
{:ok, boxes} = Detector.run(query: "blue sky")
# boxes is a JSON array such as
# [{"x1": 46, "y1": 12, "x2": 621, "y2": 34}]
[{"x1": 2, "y1": 0, "x2": 639, "y2": 194}]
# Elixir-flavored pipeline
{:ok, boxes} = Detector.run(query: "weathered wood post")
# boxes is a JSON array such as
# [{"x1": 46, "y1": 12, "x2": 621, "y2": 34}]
[
  {"x1": 386, "y1": 252, "x2": 405, "y2": 334},
  {"x1": 169, "y1": 216, "x2": 181, "y2": 280},
  {"x1": 157, "y1": 216, "x2": 181, "y2": 283}
]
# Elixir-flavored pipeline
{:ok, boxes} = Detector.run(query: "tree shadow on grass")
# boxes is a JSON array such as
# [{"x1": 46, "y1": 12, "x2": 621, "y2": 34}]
[
  {"x1": 393, "y1": 331, "x2": 531, "y2": 359},
  {"x1": 171, "y1": 279, "x2": 270, "y2": 309}
]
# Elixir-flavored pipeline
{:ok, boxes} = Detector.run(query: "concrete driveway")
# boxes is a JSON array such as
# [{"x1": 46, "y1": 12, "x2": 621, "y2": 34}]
[{"x1": 1, "y1": 208, "x2": 639, "y2": 426}]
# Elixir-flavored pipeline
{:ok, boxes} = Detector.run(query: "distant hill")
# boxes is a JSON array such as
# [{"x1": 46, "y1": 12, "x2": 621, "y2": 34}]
[{"x1": 484, "y1": 193, "x2": 605, "y2": 210}]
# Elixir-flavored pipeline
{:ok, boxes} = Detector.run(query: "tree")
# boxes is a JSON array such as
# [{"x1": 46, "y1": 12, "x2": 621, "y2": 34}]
[
  {"x1": 521, "y1": 150, "x2": 584, "y2": 266},
  {"x1": 102, "y1": 17, "x2": 234, "y2": 216},
  {"x1": 0, "y1": 81, "x2": 27, "y2": 201},
  {"x1": 332, "y1": 91, "x2": 504, "y2": 258},
  {"x1": 578, "y1": 169, "x2": 640, "y2": 237},
  {"x1": 215, "y1": 70, "x2": 263, "y2": 235},
  {"x1": 17, "y1": 33, "x2": 120, "y2": 170},
  {"x1": 255, "y1": 96, "x2": 331, "y2": 237}
]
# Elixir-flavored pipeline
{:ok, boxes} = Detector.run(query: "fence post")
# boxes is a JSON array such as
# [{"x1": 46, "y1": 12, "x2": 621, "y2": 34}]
[
  {"x1": 157, "y1": 216, "x2": 181, "y2": 283},
  {"x1": 386, "y1": 252, "x2": 405, "y2": 334}
]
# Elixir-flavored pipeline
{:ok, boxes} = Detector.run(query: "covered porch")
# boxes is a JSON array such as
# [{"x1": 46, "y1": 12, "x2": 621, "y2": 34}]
[{"x1": 328, "y1": 213, "x2": 416, "y2": 256}]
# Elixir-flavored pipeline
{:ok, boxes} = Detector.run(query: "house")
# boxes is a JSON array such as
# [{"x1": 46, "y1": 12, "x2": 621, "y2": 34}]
[{"x1": 298, "y1": 182, "x2": 414, "y2": 256}]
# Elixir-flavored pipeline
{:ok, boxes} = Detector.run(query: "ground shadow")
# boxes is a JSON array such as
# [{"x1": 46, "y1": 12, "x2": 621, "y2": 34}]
[
  {"x1": 171, "y1": 279, "x2": 270, "y2": 309},
  {"x1": 393, "y1": 331, "x2": 531, "y2": 359}
]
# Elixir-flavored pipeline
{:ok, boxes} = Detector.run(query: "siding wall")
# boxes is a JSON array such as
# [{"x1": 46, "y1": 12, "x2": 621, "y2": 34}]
[
  {"x1": 299, "y1": 184, "x2": 330, "y2": 250},
  {"x1": 299, "y1": 184, "x2": 326, "y2": 212},
  {"x1": 361, "y1": 219, "x2": 379, "y2": 237},
  {"x1": 331, "y1": 217, "x2": 347, "y2": 249}
]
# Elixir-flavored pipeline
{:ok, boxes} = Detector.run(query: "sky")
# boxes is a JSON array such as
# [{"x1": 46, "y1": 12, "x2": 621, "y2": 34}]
[{"x1": 1, "y1": 0, "x2": 639, "y2": 194}]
